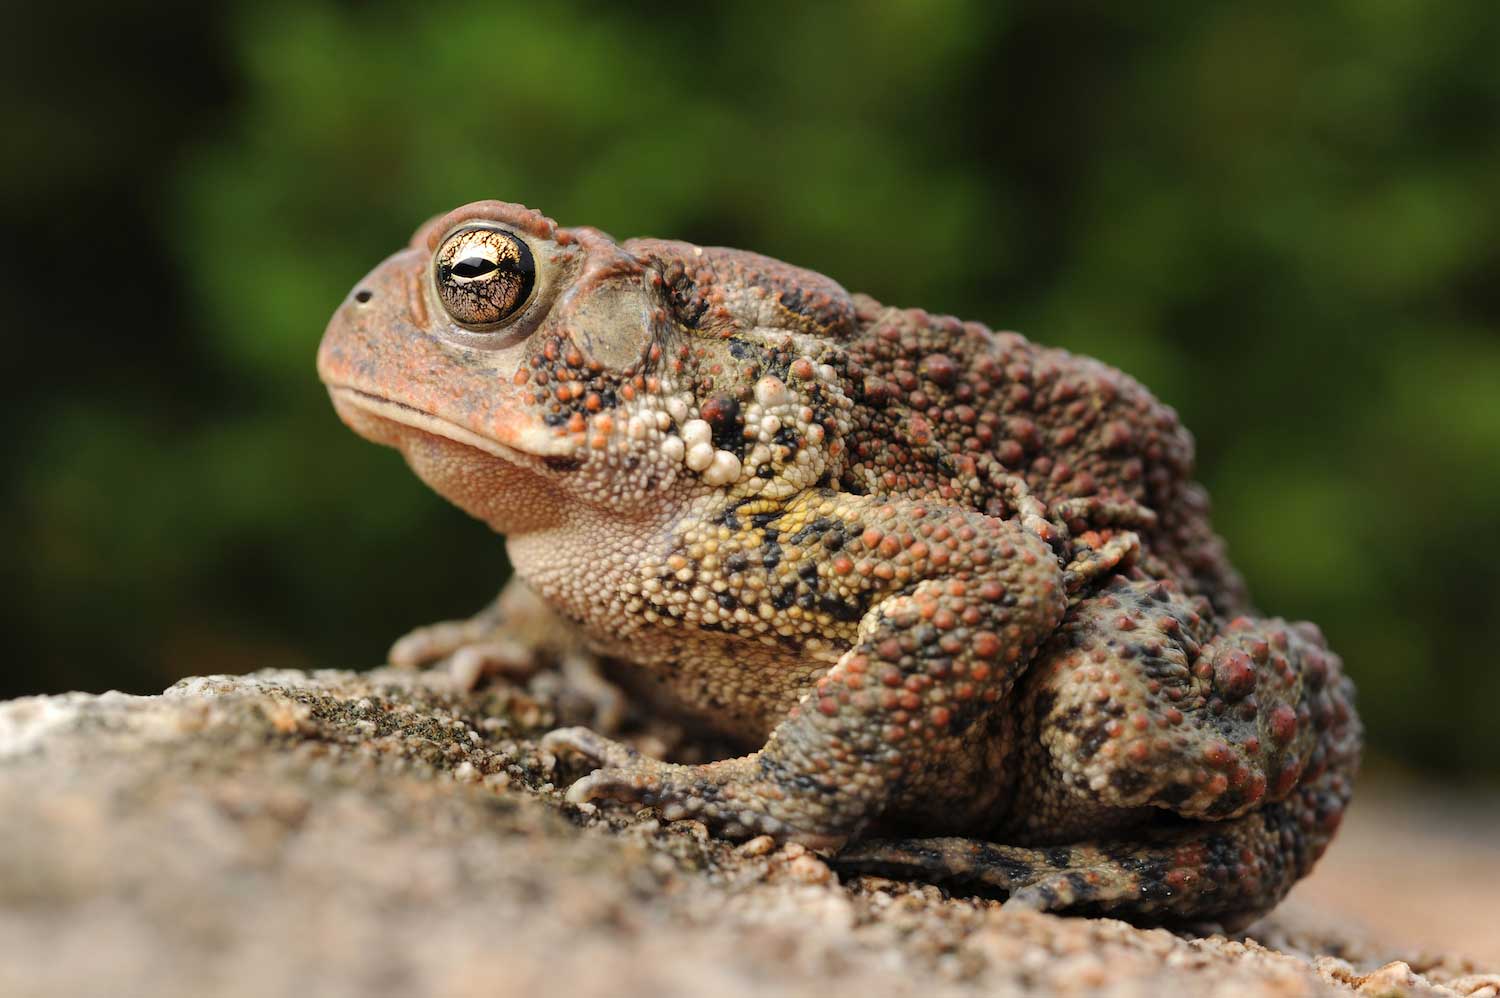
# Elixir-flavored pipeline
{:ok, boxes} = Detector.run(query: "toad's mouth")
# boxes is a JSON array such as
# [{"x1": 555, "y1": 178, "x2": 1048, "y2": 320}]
[{"x1": 327, "y1": 386, "x2": 569, "y2": 466}]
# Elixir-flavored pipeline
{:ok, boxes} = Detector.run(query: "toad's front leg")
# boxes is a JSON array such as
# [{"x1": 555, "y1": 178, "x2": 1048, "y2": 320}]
[{"x1": 545, "y1": 496, "x2": 1067, "y2": 847}]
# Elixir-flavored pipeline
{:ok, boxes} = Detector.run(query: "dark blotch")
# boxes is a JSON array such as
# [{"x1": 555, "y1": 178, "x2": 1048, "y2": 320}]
[
  {"x1": 1109, "y1": 767, "x2": 1152, "y2": 798},
  {"x1": 819, "y1": 597, "x2": 864, "y2": 623}
]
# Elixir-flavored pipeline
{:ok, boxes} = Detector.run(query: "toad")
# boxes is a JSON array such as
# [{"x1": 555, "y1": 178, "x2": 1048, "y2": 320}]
[{"x1": 317, "y1": 200, "x2": 1359, "y2": 922}]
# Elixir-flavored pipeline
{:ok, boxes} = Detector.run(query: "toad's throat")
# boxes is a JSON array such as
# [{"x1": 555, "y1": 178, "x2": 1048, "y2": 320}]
[{"x1": 327, "y1": 386, "x2": 569, "y2": 465}]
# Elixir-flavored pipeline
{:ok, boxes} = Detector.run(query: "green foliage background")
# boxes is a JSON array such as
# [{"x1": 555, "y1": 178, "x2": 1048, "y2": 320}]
[{"x1": 5, "y1": 1, "x2": 1498, "y2": 779}]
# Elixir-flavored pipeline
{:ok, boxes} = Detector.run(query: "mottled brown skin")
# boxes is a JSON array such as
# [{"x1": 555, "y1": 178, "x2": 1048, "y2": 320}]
[{"x1": 318, "y1": 200, "x2": 1360, "y2": 923}]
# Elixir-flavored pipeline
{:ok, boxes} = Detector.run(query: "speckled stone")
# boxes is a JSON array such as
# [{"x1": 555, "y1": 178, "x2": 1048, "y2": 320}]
[{"x1": 0, "y1": 666, "x2": 1491, "y2": 998}]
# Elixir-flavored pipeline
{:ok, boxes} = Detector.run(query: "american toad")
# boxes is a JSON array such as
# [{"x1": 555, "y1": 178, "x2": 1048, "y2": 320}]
[{"x1": 317, "y1": 200, "x2": 1359, "y2": 922}]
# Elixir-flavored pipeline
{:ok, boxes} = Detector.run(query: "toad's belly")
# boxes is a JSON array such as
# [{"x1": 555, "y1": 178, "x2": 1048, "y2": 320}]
[{"x1": 585, "y1": 625, "x2": 839, "y2": 747}]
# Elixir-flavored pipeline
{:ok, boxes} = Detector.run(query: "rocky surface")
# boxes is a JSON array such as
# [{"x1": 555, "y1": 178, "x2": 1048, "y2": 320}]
[{"x1": 1, "y1": 666, "x2": 1495, "y2": 998}]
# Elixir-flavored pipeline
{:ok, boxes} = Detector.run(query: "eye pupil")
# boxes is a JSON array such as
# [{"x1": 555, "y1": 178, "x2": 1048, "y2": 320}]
[{"x1": 452, "y1": 256, "x2": 499, "y2": 279}]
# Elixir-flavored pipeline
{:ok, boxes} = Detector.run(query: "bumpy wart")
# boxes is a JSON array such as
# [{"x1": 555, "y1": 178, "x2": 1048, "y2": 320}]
[{"x1": 317, "y1": 199, "x2": 1360, "y2": 923}]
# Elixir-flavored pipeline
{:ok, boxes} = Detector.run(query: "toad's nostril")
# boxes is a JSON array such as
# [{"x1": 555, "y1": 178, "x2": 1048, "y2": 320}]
[{"x1": 354, "y1": 289, "x2": 373, "y2": 304}]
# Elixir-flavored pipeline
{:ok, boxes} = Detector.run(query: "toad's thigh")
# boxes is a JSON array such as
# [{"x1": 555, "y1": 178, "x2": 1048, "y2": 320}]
[{"x1": 1001, "y1": 576, "x2": 1356, "y2": 843}]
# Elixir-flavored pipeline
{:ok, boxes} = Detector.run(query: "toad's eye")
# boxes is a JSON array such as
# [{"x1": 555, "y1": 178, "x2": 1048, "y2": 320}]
[{"x1": 433, "y1": 225, "x2": 536, "y2": 327}]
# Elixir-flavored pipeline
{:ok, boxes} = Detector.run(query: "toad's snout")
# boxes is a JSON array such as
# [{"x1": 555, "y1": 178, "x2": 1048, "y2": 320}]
[{"x1": 316, "y1": 247, "x2": 431, "y2": 390}]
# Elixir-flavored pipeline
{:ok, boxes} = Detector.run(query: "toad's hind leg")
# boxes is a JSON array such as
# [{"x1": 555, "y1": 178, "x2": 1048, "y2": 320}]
[
  {"x1": 1008, "y1": 576, "x2": 1360, "y2": 837},
  {"x1": 839, "y1": 576, "x2": 1361, "y2": 922},
  {"x1": 837, "y1": 770, "x2": 1348, "y2": 923}
]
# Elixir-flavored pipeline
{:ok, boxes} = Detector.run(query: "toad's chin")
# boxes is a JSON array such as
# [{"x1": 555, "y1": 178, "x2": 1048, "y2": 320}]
[{"x1": 326, "y1": 386, "x2": 569, "y2": 535}]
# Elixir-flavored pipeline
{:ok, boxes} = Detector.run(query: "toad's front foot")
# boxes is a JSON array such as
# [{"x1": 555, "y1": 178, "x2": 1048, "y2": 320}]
[
  {"x1": 389, "y1": 583, "x2": 542, "y2": 689},
  {"x1": 542, "y1": 726, "x2": 843, "y2": 846},
  {"x1": 390, "y1": 583, "x2": 625, "y2": 729}
]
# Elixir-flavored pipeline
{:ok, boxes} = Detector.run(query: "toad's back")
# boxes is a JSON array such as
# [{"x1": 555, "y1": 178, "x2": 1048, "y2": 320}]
[{"x1": 839, "y1": 296, "x2": 1248, "y2": 616}]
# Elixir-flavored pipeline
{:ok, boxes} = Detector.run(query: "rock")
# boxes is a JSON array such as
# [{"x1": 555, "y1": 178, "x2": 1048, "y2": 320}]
[{"x1": 0, "y1": 667, "x2": 1495, "y2": 998}]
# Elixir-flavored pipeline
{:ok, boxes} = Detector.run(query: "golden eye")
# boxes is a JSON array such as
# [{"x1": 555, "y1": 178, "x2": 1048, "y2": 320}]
[{"x1": 433, "y1": 225, "x2": 536, "y2": 327}]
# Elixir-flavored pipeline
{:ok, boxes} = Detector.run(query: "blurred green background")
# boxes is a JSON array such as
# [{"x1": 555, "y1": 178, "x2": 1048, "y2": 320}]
[{"x1": 4, "y1": 1, "x2": 1498, "y2": 781}]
